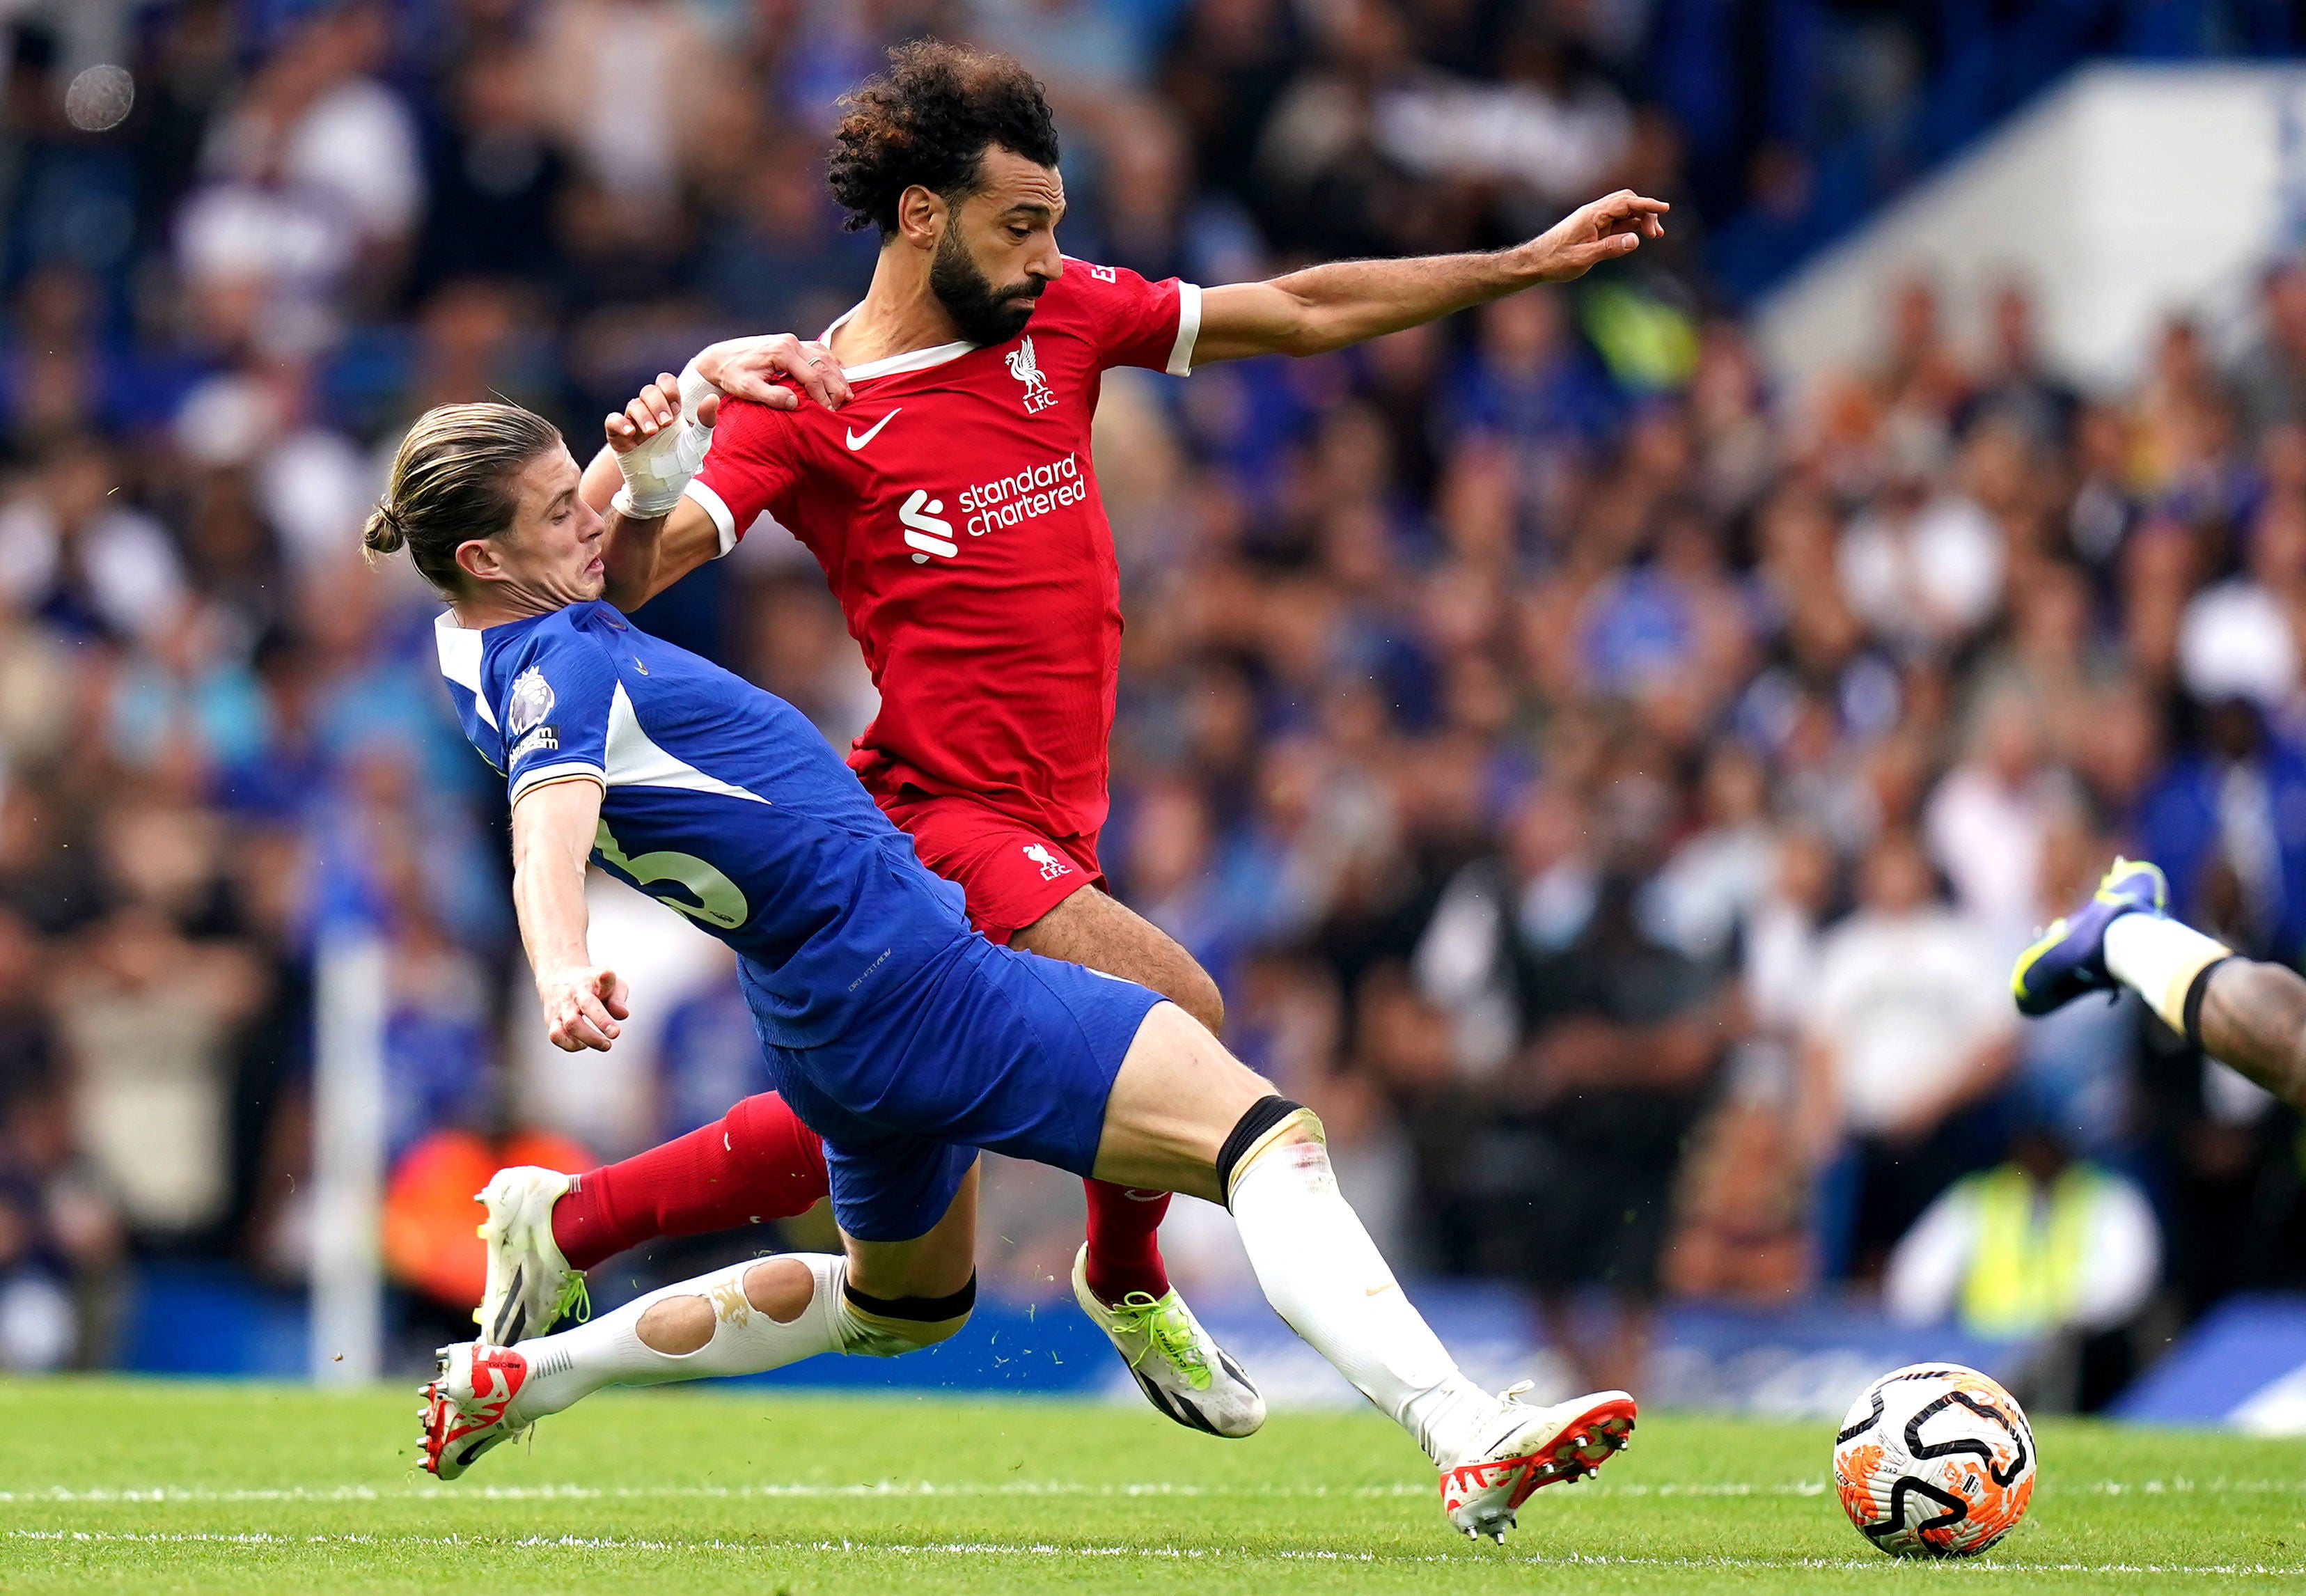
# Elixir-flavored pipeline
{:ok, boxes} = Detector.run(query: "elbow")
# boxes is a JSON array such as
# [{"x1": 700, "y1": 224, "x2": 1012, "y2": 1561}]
[{"x1": 1278, "y1": 320, "x2": 1341, "y2": 359}]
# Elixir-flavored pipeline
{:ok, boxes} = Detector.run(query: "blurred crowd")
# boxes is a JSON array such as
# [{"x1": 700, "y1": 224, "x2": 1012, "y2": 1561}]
[{"x1": 1, "y1": 0, "x2": 2303, "y2": 1406}]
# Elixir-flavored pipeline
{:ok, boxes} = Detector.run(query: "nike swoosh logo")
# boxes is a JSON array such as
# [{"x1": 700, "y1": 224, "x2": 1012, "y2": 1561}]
[
  {"x1": 845, "y1": 408, "x2": 900, "y2": 450},
  {"x1": 1366, "y1": 1283, "x2": 1395, "y2": 1297}
]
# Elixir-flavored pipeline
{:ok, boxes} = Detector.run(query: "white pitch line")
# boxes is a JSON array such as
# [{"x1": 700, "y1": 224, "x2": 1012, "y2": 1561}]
[
  {"x1": 0, "y1": 1481, "x2": 1402, "y2": 1504},
  {"x1": 8, "y1": 1528, "x2": 2302, "y2": 1577},
  {"x1": 3, "y1": 1476, "x2": 2299, "y2": 1505}
]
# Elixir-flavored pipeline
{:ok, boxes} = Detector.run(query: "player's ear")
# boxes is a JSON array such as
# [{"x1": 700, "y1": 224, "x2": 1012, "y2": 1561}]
[
  {"x1": 454, "y1": 536, "x2": 505, "y2": 586},
  {"x1": 896, "y1": 184, "x2": 944, "y2": 251}
]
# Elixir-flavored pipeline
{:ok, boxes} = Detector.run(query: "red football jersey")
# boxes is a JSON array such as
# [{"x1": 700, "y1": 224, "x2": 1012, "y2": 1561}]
[{"x1": 686, "y1": 260, "x2": 1201, "y2": 840}]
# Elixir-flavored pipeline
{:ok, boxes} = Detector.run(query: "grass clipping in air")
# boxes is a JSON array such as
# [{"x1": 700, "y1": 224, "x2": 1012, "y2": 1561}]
[{"x1": 1, "y1": 1380, "x2": 2302, "y2": 1592}]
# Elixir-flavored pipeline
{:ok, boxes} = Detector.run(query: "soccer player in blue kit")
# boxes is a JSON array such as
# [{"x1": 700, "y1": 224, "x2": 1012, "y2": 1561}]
[{"x1": 379, "y1": 390, "x2": 1636, "y2": 1541}]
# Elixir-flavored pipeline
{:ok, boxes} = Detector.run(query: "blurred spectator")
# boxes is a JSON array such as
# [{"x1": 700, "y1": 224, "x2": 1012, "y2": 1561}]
[
  {"x1": 698, "y1": 135, "x2": 873, "y2": 336},
  {"x1": 1964, "y1": 281, "x2": 2078, "y2": 451},
  {"x1": 53, "y1": 907, "x2": 263, "y2": 1240},
  {"x1": 1803, "y1": 833, "x2": 2016, "y2": 1278},
  {"x1": 1837, "y1": 448, "x2": 2004, "y2": 651},
  {"x1": 1923, "y1": 683, "x2": 2068, "y2": 954},
  {"x1": 1888, "y1": 1124, "x2": 2158, "y2": 1339},
  {"x1": 535, "y1": 0, "x2": 728, "y2": 210},
  {"x1": 409, "y1": 40, "x2": 570, "y2": 297},
  {"x1": 1482, "y1": 813, "x2": 1727, "y2": 1393},
  {"x1": 0, "y1": 444, "x2": 187, "y2": 644},
  {"x1": 1886, "y1": 1120, "x2": 2159, "y2": 1410},
  {"x1": 2135, "y1": 696, "x2": 2306, "y2": 959},
  {"x1": 2231, "y1": 258, "x2": 2306, "y2": 444},
  {"x1": 1663, "y1": 1101, "x2": 1811, "y2": 1304},
  {"x1": 183, "y1": 0, "x2": 422, "y2": 347}
]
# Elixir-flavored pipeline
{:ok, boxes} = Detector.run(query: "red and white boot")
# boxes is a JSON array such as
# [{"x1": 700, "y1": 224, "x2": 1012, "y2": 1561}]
[
  {"x1": 1439, "y1": 1384, "x2": 1638, "y2": 1542},
  {"x1": 418, "y1": 1343, "x2": 532, "y2": 1480}
]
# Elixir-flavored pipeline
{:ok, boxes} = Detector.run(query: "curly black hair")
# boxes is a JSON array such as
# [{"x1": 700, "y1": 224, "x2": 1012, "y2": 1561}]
[{"x1": 827, "y1": 41, "x2": 1060, "y2": 238}]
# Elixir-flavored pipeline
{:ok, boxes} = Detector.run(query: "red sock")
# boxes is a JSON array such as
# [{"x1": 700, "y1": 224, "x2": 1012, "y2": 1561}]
[
  {"x1": 1081, "y1": 1178, "x2": 1172, "y2": 1304},
  {"x1": 550, "y1": 1093, "x2": 829, "y2": 1271}
]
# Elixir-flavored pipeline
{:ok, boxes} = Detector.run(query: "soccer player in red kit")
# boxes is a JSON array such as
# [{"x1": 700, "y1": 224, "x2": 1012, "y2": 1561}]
[{"x1": 474, "y1": 41, "x2": 1665, "y2": 1437}]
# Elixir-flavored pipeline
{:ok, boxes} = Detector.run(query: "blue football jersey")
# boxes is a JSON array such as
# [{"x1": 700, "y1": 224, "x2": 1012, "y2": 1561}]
[{"x1": 434, "y1": 602, "x2": 975, "y2": 1047}]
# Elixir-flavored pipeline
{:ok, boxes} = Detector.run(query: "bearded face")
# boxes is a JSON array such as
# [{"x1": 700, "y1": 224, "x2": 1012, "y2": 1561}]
[{"x1": 931, "y1": 221, "x2": 1044, "y2": 345}]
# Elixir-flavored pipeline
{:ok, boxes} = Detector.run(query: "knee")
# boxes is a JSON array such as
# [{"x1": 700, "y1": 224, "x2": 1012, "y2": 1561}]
[
  {"x1": 743, "y1": 1257, "x2": 817, "y2": 1323},
  {"x1": 1140, "y1": 950, "x2": 1223, "y2": 1035},
  {"x1": 1216, "y1": 1096, "x2": 1324, "y2": 1205},
  {"x1": 636, "y1": 1294, "x2": 715, "y2": 1355},
  {"x1": 835, "y1": 1272, "x2": 976, "y2": 1357}
]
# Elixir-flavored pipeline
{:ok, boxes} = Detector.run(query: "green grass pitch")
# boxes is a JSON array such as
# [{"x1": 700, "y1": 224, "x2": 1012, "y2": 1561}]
[{"x1": 2, "y1": 1380, "x2": 2303, "y2": 1592}]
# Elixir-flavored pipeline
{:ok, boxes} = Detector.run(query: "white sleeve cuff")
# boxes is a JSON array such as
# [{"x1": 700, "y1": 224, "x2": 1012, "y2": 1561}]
[
  {"x1": 1167, "y1": 282, "x2": 1202, "y2": 377},
  {"x1": 684, "y1": 479, "x2": 739, "y2": 557},
  {"x1": 509, "y1": 762, "x2": 607, "y2": 805}
]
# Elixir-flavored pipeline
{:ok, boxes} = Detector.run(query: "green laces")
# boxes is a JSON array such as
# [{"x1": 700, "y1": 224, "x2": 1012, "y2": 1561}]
[
  {"x1": 1108, "y1": 1292, "x2": 1211, "y2": 1391},
  {"x1": 551, "y1": 1270, "x2": 592, "y2": 1326}
]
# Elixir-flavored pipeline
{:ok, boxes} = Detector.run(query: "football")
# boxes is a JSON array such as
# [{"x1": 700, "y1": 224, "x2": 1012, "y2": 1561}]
[{"x1": 1832, "y1": 1363, "x2": 2037, "y2": 1557}]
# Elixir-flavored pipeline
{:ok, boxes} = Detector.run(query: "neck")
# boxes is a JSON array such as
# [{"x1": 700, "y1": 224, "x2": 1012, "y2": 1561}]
[
  {"x1": 828, "y1": 244, "x2": 966, "y2": 368},
  {"x1": 449, "y1": 586, "x2": 560, "y2": 630}
]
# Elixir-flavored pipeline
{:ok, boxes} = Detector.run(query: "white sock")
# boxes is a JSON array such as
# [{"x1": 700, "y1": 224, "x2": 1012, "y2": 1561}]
[
  {"x1": 505, "y1": 1253, "x2": 847, "y2": 1426},
  {"x1": 1228, "y1": 1132, "x2": 1492, "y2": 1464},
  {"x1": 2103, "y1": 912, "x2": 2232, "y2": 1035}
]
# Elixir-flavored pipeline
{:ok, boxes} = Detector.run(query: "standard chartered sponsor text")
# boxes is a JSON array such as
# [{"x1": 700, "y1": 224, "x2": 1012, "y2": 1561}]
[{"x1": 957, "y1": 453, "x2": 1087, "y2": 537}]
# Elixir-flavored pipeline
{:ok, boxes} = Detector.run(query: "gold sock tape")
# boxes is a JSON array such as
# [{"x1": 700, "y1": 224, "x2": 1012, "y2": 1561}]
[
  {"x1": 2158, "y1": 944, "x2": 2233, "y2": 1038},
  {"x1": 1222, "y1": 1106, "x2": 1325, "y2": 1207},
  {"x1": 836, "y1": 1299, "x2": 971, "y2": 1356}
]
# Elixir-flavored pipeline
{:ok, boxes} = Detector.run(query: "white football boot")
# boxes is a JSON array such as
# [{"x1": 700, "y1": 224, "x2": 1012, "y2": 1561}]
[
  {"x1": 1439, "y1": 1384, "x2": 1638, "y2": 1542},
  {"x1": 418, "y1": 1342, "x2": 533, "y2": 1480},
  {"x1": 1071, "y1": 1244, "x2": 1266, "y2": 1437},
  {"x1": 474, "y1": 1166, "x2": 588, "y2": 1346}
]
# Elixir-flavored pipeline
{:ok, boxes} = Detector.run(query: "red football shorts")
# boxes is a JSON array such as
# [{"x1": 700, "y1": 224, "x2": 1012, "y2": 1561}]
[{"x1": 872, "y1": 785, "x2": 1104, "y2": 944}]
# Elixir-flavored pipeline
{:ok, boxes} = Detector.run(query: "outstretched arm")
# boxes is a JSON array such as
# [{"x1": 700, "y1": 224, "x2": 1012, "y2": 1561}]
[
  {"x1": 510, "y1": 776, "x2": 630, "y2": 1052},
  {"x1": 1191, "y1": 189, "x2": 1668, "y2": 364}
]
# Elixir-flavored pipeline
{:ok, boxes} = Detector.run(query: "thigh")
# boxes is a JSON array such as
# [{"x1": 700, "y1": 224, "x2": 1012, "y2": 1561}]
[
  {"x1": 845, "y1": 1158, "x2": 980, "y2": 1300},
  {"x1": 1090, "y1": 1001, "x2": 1278, "y2": 1204},
  {"x1": 1014, "y1": 883, "x2": 1223, "y2": 1034}
]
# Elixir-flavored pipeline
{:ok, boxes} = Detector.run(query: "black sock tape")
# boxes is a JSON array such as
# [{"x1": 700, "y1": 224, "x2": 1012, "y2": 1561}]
[
  {"x1": 842, "y1": 1272, "x2": 977, "y2": 1322},
  {"x1": 2182, "y1": 955, "x2": 2235, "y2": 1051},
  {"x1": 1216, "y1": 1095, "x2": 1306, "y2": 1203}
]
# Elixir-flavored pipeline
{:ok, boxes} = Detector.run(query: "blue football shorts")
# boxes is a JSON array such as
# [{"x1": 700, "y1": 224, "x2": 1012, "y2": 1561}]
[{"x1": 739, "y1": 934, "x2": 1164, "y2": 1242}]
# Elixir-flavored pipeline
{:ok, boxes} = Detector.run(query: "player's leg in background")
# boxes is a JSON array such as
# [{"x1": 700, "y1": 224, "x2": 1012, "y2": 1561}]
[
  {"x1": 554, "y1": 1091, "x2": 831, "y2": 1267},
  {"x1": 1090, "y1": 1002, "x2": 1633, "y2": 1535},
  {"x1": 1014, "y1": 883, "x2": 1217, "y2": 1307},
  {"x1": 2119, "y1": 929, "x2": 2306, "y2": 1108},
  {"x1": 2029, "y1": 862, "x2": 2306, "y2": 1111},
  {"x1": 473, "y1": 1092, "x2": 830, "y2": 1345},
  {"x1": 1013, "y1": 884, "x2": 1224, "y2": 1033},
  {"x1": 2193, "y1": 958, "x2": 2306, "y2": 1104},
  {"x1": 2012, "y1": 855, "x2": 2306, "y2": 1111}
]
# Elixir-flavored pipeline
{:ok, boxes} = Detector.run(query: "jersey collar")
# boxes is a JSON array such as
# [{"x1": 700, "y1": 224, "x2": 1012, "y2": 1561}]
[
  {"x1": 434, "y1": 610, "x2": 493, "y2": 728},
  {"x1": 820, "y1": 302, "x2": 978, "y2": 381}
]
